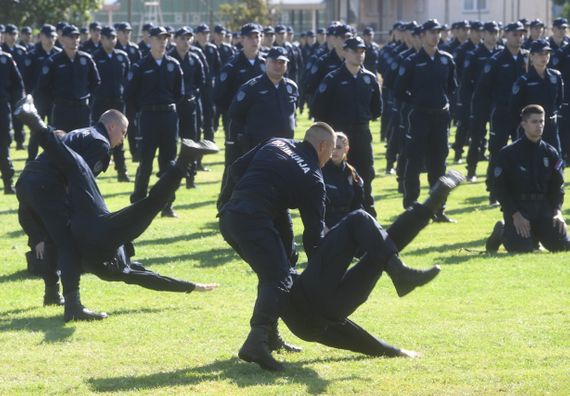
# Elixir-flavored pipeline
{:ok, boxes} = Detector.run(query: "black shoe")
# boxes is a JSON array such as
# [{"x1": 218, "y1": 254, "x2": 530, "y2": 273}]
[
  {"x1": 161, "y1": 207, "x2": 178, "y2": 218},
  {"x1": 486, "y1": 221, "x2": 504, "y2": 253},
  {"x1": 63, "y1": 291, "x2": 107, "y2": 322},
  {"x1": 489, "y1": 199, "x2": 500, "y2": 207},
  {"x1": 117, "y1": 172, "x2": 131, "y2": 182},
  {"x1": 176, "y1": 139, "x2": 209, "y2": 170},
  {"x1": 196, "y1": 164, "x2": 211, "y2": 172},
  {"x1": 433, "y1": 212, "x2": 456, "y2": 223},
  {"x1": 423, "y1": 170, "x2": 465, "y2": 213},
  {"x1": 14, "y1": 95, "x2": 47, "y2": 132},
  {"x1": 185, "y1": 176, "x2": 196, "y2": 189},
  {"x1": 4, "y1": 184, "x2": 15, "y2": 195},
  {"x1": 268, "y1": 324, "x2": 302, "y2": 353},
  {"x1": 44, "y1": 289, "x2": 65, "y2": 306},
  {"x1": 386, "y1": 255, "x2": 441, "y2": 297},
  {"x1": 238, "y1": 326, "x2": 284, "y2": 371}
]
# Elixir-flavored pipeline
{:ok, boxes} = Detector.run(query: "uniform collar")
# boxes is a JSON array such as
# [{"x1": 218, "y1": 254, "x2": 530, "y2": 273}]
[
  {"x1": 528, "y1": 65, "x2": 551, "y2": 80},
  {"x1": 95, "y1": 122, "x2": 111, "y2": 144}
]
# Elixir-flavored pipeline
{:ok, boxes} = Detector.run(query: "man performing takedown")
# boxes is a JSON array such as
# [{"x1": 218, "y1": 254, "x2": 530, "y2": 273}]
[
  {"x1": 280, "y1": 170, "x2": 464, "y2": 361},
  {"x1": 16, "y1": 97, "x2": 219, "y2": 322},
  {"x1": 218, "y1": 122, "x2": 453, "y2": 371}
]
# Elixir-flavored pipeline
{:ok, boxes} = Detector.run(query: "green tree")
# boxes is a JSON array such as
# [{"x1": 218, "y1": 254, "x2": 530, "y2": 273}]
[
  {"x1": 219, "y1": 0, "x2": 271, "y2": 32},
  {"x1": 0, "y1": 0, "x2": 103, "y2": 28}
]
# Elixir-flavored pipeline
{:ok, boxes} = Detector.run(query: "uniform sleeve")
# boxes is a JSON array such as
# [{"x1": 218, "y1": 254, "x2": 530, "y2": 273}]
[
  {"x1": 447, "y1": 57, "x2": 457, "y2": 99},
  {"x1": 509, "y1": 76, "x2": 525, "y2": 123},
  {"x1": 494, "y1": 150, "x2": 518, "y2": 217},
  {"x1": 9, "y1": 57, "x2": 25, "y2": 104},
  {"x1": 393, "y1": 58, "x2": 412, "y2": 102},
  {"x1": 299, "y1": 180, "x2": 326, "y2": 259},
  {"x1": 82, "y1": 139, "x2": 111, "y2": 176},
  {"x1": 214, "y1": 62, "x2": 234, "y2": 111},
  {"x1": 556, "y1": 73, "x2": 564, "y2": 112},
  {"x1": 547, "y1": 152, "x2": 565, "y2": 211},
  {"x1": 174, "y1": 62, "x2": 184, "y2": 101},
  {"x1": 88, "y1": 56, "x2": 101, "y2": 94},
  {"x1": 370, "y1": 75, "x2": 382, "y2": 119},
  {"x1": 458, "y1": 53, "x2": 475, "y2": 114},
  {"x1": 18, "y1": 204, "x2": 49, "y2": 248},
  {"x1": 310, "y1": 73, "x2": 332, "y2": 122},
  {"x1": 194, "y1": 57, "x2": 206, "y2": 93},
  {"x1": 472, "y1": 59, "x2": 495, "y2": 116},
  {"x1": 304, "y1": 57, "x2": 326, "y2": 96},
  {"x1": 125, "y1": 62, "x2": 141, "y2": 112},
  {"x1": 228, "y1": 82, "x2": 252, "y2": 129}
]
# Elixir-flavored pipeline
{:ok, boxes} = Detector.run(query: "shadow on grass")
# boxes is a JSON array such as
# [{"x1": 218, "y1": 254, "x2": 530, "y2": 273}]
[
  {"x1": 0, "y1": 207, "x2": 18, "y2": 216},
  {"x1": 102, "y1": 190, "x2": 132, "y2": 199},
  {"x1": 4, "y1": 228, "x2": 25, "y2": 238},
  {"x1": 135, "y1": 221, "x2": 220, "y2": 246},
  {"x1": 405, "y1": 238, "x2": 487, "y2": 257},
  {"x1": 172, "y1": 200, "x2": 215, "y2": 211},
  {"x1": 0, "y1": 269, "x2": 37, "y2": 284},
  {"x1": 142, "y1": 247, "x2": 237, "y2": 268},
  {"x1": 0, "y1": 314, "x2": 75, "y2": 343},
  {"x1": 87, "y1": 356, "x2": 366, "y2": 393}
]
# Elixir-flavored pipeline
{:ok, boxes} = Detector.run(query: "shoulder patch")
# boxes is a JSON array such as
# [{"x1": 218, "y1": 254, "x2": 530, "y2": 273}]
[
  {"x1": 483, "y1": 63, "x2": 491, "y2": 73},
  {"x1": 440, "y1": 56, "x2": 449, "y2": 65},
  {"x1": 220, "y1": 71, "x2": 228, "y2": 81},
  {"x1": 512, "y1": 82, "x2": 520, "y2": 94},
  {"x1": 0, "y1": 57, "x2": 6, "y2": 64},
  {"x1": 363, "y1": 74, "x2": 371, "y2": 84},
  {"x1": 398, "y1": 65, "x2": 406, "y2": 76},
  {"x1": 390, "y1": 61, "x2": 398, "y2": 70},
  {"x1": 318, "y1": 82, "x2": 327, "y2": 93},
  {"x1": 543, "y1": 157, "x2": 550, "y2": 167},
  {"x1": 127, "y1": 71, "x2": 133, "y2": 81},
  {"x1": 42, "y1": 65, "x2": 49, "y2": 74},
  {"x1": 311, "y1": 64, "x2": 318, "y2": 74},
  {"x1": 167, "y1": 62, "x2": 175, "y2": 72},
  {"x1": 286, "y1": 84, "x2": 294, "y2": 94},
  {"x1": 549, "y1": 73, "x2": 558, "y2": 84},
  {"x1": 79, "y1": 57, "x2": 87, "y2": 66},
  {"x1": 463, "y1": 59, "x2": 470, "y2": 68},
  {"x1": 494, "y1": 166, "x2": 503, "y2": 177},
  {"x1": 236, "y1": 90, "x2": 246, "y2": 102}
]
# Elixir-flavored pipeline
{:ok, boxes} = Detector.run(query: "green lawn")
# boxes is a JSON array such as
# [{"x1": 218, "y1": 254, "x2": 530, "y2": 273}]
[{"x1": 1, "y1": 117, "x2": 569, "y2": 395}]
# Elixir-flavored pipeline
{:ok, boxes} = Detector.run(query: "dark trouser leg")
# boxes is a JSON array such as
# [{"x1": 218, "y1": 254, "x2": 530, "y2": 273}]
[
  {"x1": 425, "y1": 112, "x2": 450, "y2": 213},
  {"x1": 0, "y1": 102, "x2": 15, "y2": 190},
  {"x1": 112, "y1": 144, "x2": 128, "y2": 175},
  {"x1": 380, "y1": 89, "x2": 392, "y2": 142},
  {"x1": 178, "y1": 98, "x2": 198, "y2": 141},
  {"x1": 501, "y1": 213, "x2": 536, "y2": 253},
  {"x1": 317, "y1": 319, "x2": 401, "y2": 357},
  {"x1": 156, "y1": 111, "x2": 179, "y2": 210},
  {"x1": 386, "y1": 203, "x2": 434, "y2": 252},
  {"x1": 201, "y1": 84, "x2": 215, "y2": 141},
  {"x1": 53, "y1": 102, "x2": 91, "y2": 132},
  {"x1": 13, "y1": 117, "x2": 25, "y2": 148},
  {"x1": 452, "y1": 111, "x2": 469, "y2": 160},
  {"x1": 132, "y1": 111, "x2": 160, "y2": 202},
  {"x1": 386, "y1": 103, "x2": 402, "y2": 171},
  {"x1": 76, "y1": 165, "x2": 184, "y2": 260},
  {"x1": 466, "y1": 114, "x2": 488, "y2": 174},
  {"x1": 300, "y1": 210, "x2": 397, "y2": 320},
  {"x1": 27, "y1": 100, "x2": 50, "y2": 161},
  {"x1": 403, "y1": 109, "x2": 427, "y2": 208},
  {"x1": 534, "y1": 215, "x2": 570, "y2": 252},
  {"x1": 126, "y1": 105, "x2": 139, "y2": 160},
  {"x1": 346, "y1": 125, "x2": 376, "y2": 217},
  {"x1": 219, "y1": 210, "x2": 292, "y2": 327},
  {"x1": 559, "y1": 104, "x2": 570, "y2": 160}
]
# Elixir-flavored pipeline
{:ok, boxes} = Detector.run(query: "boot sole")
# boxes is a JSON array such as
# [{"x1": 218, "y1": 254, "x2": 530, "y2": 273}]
[{"x1": 238, "y1": 349, "x2": 285, "y2": 371}]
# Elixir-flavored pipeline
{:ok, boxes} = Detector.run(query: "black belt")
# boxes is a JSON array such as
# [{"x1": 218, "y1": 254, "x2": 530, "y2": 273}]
[
  {"x1": 519, "y1": 193, "x2": 545, "y2": 201},
  {"x1": 141, "y1": 103, "x2": 176, "y2": 112},
  {"x1": 54, "y1": 98, "x2": 89, "y2": 106},
  {"x1": 412, "y1": 105, "x2": 449, "y2": 114}
]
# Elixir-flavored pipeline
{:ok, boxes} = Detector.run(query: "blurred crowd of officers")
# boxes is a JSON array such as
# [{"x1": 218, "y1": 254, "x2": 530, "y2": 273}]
[{"x1": 0, "y1": 15, "x2": 567, "y2": 232}]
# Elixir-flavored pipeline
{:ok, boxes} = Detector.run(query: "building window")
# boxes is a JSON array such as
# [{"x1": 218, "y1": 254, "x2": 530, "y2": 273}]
[{"x1": 463, "y1": 0, "x2": 487, "y2": 12}]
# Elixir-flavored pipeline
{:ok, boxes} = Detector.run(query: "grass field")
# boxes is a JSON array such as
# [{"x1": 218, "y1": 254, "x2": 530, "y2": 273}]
[{"x1": 0, "y1": 117, "x2": 569, "y2": 395}]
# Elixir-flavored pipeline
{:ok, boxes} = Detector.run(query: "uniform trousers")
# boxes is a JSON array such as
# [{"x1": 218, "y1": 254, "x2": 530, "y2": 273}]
[
  {"x1": 403, "y1": 108, "x2": 450, "y2": 208},
  {"x1": 559, "y1": 103, "x2": 570, "y2": 160},
  {"x1": 27, "y1": 94, "x2": 52, "y2": 161},
  {"x1": 52, "y1": 99, "x2": 91, "y2": 132},
  {"x1": 345, "y1": 124, "x2": 376, "y2": 216},
  {"x1": 502, "y1": 210, "x2": 570, "y2": 253},
  {"x1": 0, "y1": 101, "x2": 15, "y2": 186},
  {"x1": 282, "y1": 204, "x2": 433, "y2": 356}
]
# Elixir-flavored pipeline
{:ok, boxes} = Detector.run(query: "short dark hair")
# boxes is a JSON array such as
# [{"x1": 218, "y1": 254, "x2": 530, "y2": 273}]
[{"x1": 520, "y1": 104, "x2": 545, "y2": 121}]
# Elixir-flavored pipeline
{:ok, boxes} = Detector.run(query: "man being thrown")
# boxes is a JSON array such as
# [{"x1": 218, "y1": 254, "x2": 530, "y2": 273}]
[
  {"x1": 280, "y1": 170, "x2": 465, "y2": 361},
  {"x1": 485, "y1": 104, "x2": 569, "y2": 253},
  {"x1": 16, "y1": 97, "x2": 219, "y2": 322}
]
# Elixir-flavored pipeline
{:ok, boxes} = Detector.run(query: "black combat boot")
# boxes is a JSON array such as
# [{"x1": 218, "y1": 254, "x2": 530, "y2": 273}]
[
  {"x1": 14, "y1": 95, "x2": 47, "y2": 132},
  {"x1": 423, "y1": 169, "x2": 465, "y2": 214},
  {"x1": 3, "y1": 179, "x2": 15, "y2": 195},
  {"x1": 268, "y1": 323, "x2": 302, "y2": 353},
  {"x1": 63, "y1": 290, "x2": 108, "y2": 322},
  {"x1": 43, "y1": 282, "x2": 65, "y2": 306},
  {"x1": 385, "y1": 255, "x2": 441, "y2": 297},
  {"x1": 238, "y1": 325, "x2": 285, "y2": 371},
  {"x1": 485, "y1": 220, "x2": 504, "y2": 253},
  {"x1": 117, "y1": 171, "x2": 131, "y2": 182}
]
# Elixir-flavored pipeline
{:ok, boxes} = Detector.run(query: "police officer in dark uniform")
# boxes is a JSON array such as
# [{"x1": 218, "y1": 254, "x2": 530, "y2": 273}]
[
  {"x1": 522, "y1": 19, "x2": 545, "y2": 50},
  {"x1": 452, "y1": 20, "x2": 483, "y2": 163},
  {"x1": 463, "y1": 21, "x2": 503, "y2": 181},
  {"x1": 38, "y1": 24, "x2": 100, "y2": 132},
  {"x1": 80, "y1": 21, "x2": 102, "y2": 54},
  {"x1": 486, "y1": 104, "x2": 569, "y2": 253},
  {"x1": 138, "y1": 23, "x2": 154, "y2": 58},
  {"x1": 218, "y1": 123, "x2": 337, "y2": 371},
  {"x1": 19, "y1": 26, "x2": 34, "y2": 51},
  {"x1": 305, "y1": 24, "x2": 352, "y2": 99},
  {"x1": 79, "y1": 27, "x2": 89, "y2": 44},
  {"x1": 260, "y1": 26, "x2": 275, "y2": 57},
  {"x1": 281, "y1": 172, "x2": 462, "y2": 360},
  {"x1": 322, "y1": 132, "x2": 366, "y2": 227},
  {"x1": 394, "y1": 19, "x2": 457, "y2": 221},
  {"x1": 2, "y1": 24, "x2": 29, "y2": 150},
  {"x1": 552, "y1": 31, "x2": 570, "y2": 161},
  {"x1": 301, "y1": 30, "x2": 315, "y2": 63},
  {"x1": 362, "y1": 27, "x2": 380, "y2": 73},
  {"x1": 473, "y1": 21, "x2": 528, "y2": 205},
  {"x1": 91, "y1": 26, "x2": 131, "y2": 182},
  {"x1": 115, "y1": 21, "x2": 142, "y2": 161},
  {"x1": 25, "y1": 24, "x2": 61, "y2": 162},
  {"x1": 54, "y1": 22, "x2": 68, "y2": 49},
  {"x1": 229, "y1": 46, "x2": 298, "y2": 154},
  {"x1": 213, "y1": 25, "x2": 235, "y2": 66},
  {"x1": 16, "y1": 108, "x2": 126, "y2": 320},
  {"x1": 169, "y1": 26, "x2": 206, "y2": 188},
  {"x1": 312, "y1": 36, "x2": 381, "y2": 217},
  {"x1": 16, "y1": 102, "x2": 219, "y2": 320},
  {"x1": 286, "y1": 26, "x2": 304, "y2": 84},
  {"x1": 510, "y1": 40, "x2": 563, "y2": 153},
  {"x1": 194, "y1": 24, "x2": 221, "y2": 142},
  {"x1": 214, "y1": 23, "x2": 265, "y2": 168},
  {"x1": 126, "y1": 26, "x2": 183, "y2": 218},
  {"x1": 0, "y1": 43, "x2": 24, "y2": 193},
  {"x1": 547, "y1": 18, "x2": 569, "y2": 54}
]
